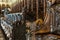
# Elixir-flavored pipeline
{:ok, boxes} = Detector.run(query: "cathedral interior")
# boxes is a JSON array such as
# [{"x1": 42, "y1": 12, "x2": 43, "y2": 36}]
[{"x1": 0, "y1": 0, "x2": 60, "y2": 40}]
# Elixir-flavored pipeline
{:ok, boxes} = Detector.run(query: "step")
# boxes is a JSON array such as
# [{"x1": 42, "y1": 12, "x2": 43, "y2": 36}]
[{"x1": 0, "y1": 38, "x2": 5, "y2": 40}]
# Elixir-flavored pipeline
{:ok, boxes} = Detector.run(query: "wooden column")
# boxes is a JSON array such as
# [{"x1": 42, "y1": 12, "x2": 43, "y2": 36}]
[
  {"x1": 20, "y1": 0, "x2": 21, "y2": 11},
  {"x1": 24, "y1": 0, "x2": 26, "y2": 7},
  {"x1": 36, "y1": 0, "x2": 38, "y2": 19},
  {"x1": 22, "y1": 0, "x2": 24, "y2": 7},
  {"x1": 27, "y1": 0, "x2": 29, "y2": 9},
  {"x1": 44, "y1": 0, "x2": 46, "y2": 17},
  {"x1": 27, "y1": 0, "x2": 29, "y2": 12},
  {"x1": 18, "y1": 0, "x2": 20, "y2": 12},
  {"x1": 31, "y1": 0, "x2": 33, "y2": 11},
  {"x1": 21, "y1": 0, "x2": 24, "y2": 11},
  {"x1": 1, "y1": 0, "x2": 2, "y2": 16}
]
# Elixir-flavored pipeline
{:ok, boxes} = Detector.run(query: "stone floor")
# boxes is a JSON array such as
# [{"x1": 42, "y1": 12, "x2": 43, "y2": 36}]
[{"x1": 0, "y1": 30, "x2": 5, "y2": 40}]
